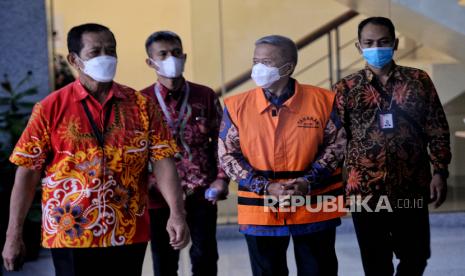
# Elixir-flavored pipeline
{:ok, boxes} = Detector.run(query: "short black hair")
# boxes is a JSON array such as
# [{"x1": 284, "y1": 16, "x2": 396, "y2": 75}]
[
  {"x1": 67, "y1": 23, "x2": 115, "y2": 56},
  {"x1": 145, "y1": 31, "x2": 183, "y2": 56},
  {"x1": 358, "y1": 17, "x2": 396, "y2": 41}
]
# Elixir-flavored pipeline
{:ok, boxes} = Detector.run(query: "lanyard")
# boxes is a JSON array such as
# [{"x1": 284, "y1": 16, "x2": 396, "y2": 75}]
[
  {"x1": 370, "y1": 80, "x2": 396, "y2": 133},
  {"x1": 154, "y1": 82, "x2": 193, "y2": 161},
  {"x1": 370, "y1": 80, "x2": 394, "y2": 112},
  {"x1": 81, "y1": 99, "x2": 113, "y2": 239},
  {"x1": 81, "y1": 99, "x2": 113, "y2": 148},
  {"x1": 371, "y1": 89, "x2": 394, "y2": 112},
  {"x1": 154, "y1": 82, "x2": 190, "y2": 135}
]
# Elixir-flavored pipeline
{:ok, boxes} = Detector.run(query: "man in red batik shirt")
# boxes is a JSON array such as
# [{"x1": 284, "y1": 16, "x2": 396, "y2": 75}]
[{"x1": 2, "y1": 24, "x2": 189, "y2": 276}]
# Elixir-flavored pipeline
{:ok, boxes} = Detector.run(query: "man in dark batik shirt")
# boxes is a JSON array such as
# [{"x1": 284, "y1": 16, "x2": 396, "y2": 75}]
[{"x1": 333, "y1": 17, "x2": 451, "y2": 276}]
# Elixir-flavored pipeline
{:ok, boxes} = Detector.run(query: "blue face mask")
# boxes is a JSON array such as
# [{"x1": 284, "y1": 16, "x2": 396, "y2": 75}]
[{"x1": 362, "y1": 47, "x2": 394, "y2": 68}]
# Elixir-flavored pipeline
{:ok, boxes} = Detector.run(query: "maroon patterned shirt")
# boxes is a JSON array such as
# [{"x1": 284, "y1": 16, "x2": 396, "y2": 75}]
[
  {"x1": 141, "y1": 80, "x2": 228, "y2": 208},
  {"x1": 333, "y1": 63, "x2": 451, "y2": 201}
]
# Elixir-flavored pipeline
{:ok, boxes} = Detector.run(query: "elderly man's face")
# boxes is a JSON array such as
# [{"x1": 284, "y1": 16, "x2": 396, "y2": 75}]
[
  {"x1": 253, "y1": 44, "x2": 286, "y2": 68},
  {"x1": 67, "y1": 30, "x2": 117, "y2": 84},
  {"x1": 79, "y1": 31, "x2": 116, "y2": 60}
]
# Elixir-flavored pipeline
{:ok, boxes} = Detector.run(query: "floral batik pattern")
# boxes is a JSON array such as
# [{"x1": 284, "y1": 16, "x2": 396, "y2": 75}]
[
  {"x1": 333, "y1": 64, "x2": 451, "y2": 201},
  {"x1": 10, "y1": 81, "x2": 177, "y2": 248},
  {"x1": 141, "y1": 81, "x2": 229, "y2": 207}
]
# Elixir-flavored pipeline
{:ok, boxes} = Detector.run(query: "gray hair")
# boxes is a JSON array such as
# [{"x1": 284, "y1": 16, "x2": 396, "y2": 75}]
[{"x1": 255, "y1": 35, "x2": 298, "y2": 66}]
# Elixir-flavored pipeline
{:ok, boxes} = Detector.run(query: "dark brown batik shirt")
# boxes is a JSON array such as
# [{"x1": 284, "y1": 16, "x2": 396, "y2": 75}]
[{"x1": 333, "y1": 63, "x2": 451, "y2": 201}]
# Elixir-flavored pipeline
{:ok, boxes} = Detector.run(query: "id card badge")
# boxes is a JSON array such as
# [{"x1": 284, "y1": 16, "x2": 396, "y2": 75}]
[{"x1": 378, "y1": 111, "x2": 395, "y2": 132}]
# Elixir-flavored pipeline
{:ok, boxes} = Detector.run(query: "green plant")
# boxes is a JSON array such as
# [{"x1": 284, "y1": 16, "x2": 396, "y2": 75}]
[
  {"x1": 0, "y1": 72, "x2": 40, "y2": 223},
  {"x1": 0, "y1": 71, "x2": 38, "y2": 168},
  {"x1": 0, "y1": 72, "x2": 41, "y2": 265}
]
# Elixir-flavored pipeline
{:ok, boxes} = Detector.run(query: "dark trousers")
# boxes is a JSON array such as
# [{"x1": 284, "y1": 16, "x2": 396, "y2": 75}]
[
  {"x1": 51, "y1": 243, "x2": 147, "y2": 276},
  {"x1": 245, "y1": 228, "x2": 338, "y2": 276},
  {"x1": 352, "y1": 206, "x2": 430, "y2": 276},
  {"x1": 149, "y1": 198, "x2": 219, "y2": 276}
]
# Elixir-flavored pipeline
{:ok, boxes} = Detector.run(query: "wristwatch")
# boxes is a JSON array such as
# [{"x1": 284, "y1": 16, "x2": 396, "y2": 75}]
[
  {"x1": 433, "y1": 169, "x2": 449, "y2": 180},
  {"x1": 300, "y1": 177, "x2": 312, "y2": 195}
]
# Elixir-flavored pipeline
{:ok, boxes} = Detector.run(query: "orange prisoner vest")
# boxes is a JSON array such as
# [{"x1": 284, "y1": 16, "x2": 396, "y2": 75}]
[{"x1": 224, "y1": 81, "x2": 345, "y2": 226}]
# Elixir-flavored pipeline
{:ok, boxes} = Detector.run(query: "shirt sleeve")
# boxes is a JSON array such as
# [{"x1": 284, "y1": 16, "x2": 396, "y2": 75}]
[
  {"x1": 9, "y1": 102, "x2": 51, "y2": 171},
  {"x1": 143, "y1": 93, "x2": 179, "y2": 162},
  {"x1": 303, "y1": 106, "x2": 346, "y2": 189},
  {"x1": 332, "y1": 80, "x2": 349, "y2": 129},
  {"x1": 421, "y1": 72, "x2": 451, "y2": 175},
  {"x1": 209, "y1": 95, "x2": 230, "y2": 182},
  {"x1": 218, "y1": 107, "x2": 269, "y2": 194}
]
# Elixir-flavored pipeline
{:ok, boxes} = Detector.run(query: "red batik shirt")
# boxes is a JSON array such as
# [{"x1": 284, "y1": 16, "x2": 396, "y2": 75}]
[
  {"x1": 141, "y1": 81, "x2": 228, "y2": 208},
  {"x1": 333, "y1": 63, "x2": 451, "y2": 201},
  {"x1": 10, "y1": 80, "x2": 177, "y2": 248}
]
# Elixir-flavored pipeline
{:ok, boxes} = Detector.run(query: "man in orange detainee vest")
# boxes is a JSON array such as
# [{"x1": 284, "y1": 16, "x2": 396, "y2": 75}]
[{"x1": 218, "y1": 35, "x2": 346, "y2": 276}]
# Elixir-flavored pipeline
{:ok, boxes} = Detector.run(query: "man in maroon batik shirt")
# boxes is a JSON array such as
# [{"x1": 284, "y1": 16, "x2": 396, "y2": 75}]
[{"x1": 141, "y1": 31, "x2": 229, "y2": 276}]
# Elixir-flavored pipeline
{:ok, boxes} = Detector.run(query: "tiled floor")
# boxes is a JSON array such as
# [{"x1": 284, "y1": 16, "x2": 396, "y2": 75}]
[
  {"x1": 3, "y1": 213, "x2": 465, "y2": 276},
  {"x1": 438, "y1": 184, "x2": 465, "y2": 212},
  {"x1": 3, "y1": 182, "x2": 465, "y2": 276}
]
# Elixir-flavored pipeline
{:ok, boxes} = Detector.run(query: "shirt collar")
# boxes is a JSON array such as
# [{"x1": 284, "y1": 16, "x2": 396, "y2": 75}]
[
  {"x1": 156, "y1": 79, "x2": 187, "y2": 101},
  {"x1": 364, "y1": 61, "x2": 401, "y2": 83},
  {"x1": 282, "y1": 80, "x2": 303, "y2": 113},
  {"x1": 72, "y1": 79, "x2": 127, "y2": 102},
  {"x1": 263, "y1": 78, "x2": 295, "y2": 107},
  {"x1": 257, "y1": 78, "x2": 301, "y2": 114}
]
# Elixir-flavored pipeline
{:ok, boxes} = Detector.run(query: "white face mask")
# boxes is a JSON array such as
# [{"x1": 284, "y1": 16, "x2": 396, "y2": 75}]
[
  {"x1": 78, "y1": 55, "x2": 117, "y2": 83},
  {"x1": 251, "y1": 63, "x2": 288, "y2": 89},
  {"x1": 152, "y1": 56, "x2": 185, "y2": 78}
]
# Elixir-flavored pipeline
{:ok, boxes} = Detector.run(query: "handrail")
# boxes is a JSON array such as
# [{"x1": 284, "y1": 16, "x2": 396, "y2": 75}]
[
  {"x1": 313, "y1": 41, "x2": 424, "y2": 88},
  {"x1": 293, "y1": 37, "x2": 357, "y2": 78},
  {"x1": 215, "y1": 10, "x2": 359, "y2": 95},
  {"x1": 294, "y1": 10, "x2": 358, "y2": 49},
  {"x1": 339, "y1": 37, "x2": 424, "y2": 77}
]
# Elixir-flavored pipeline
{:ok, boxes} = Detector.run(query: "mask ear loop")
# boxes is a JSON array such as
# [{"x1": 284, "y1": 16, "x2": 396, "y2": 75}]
[
  {"x1": 150, "y1": 57, "x2": 171, "y2": 75},
  {"x1": 278, "y1": 63, "x2": 293, "y2": 78},
  {"x1": 149, "y1": 58, "x2": 159, "y2": 69},
  {"x1": 74, "y1": 54, "x2": 86, "y2": 72}
]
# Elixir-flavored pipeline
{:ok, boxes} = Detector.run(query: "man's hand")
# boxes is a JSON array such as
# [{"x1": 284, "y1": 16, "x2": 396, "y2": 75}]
[
  {"x1": 430, "y1": 174, "x2": 447, "y2": 208},
  {"x1": 152, "y1": 158, "x2": 190, "y2": 249},
  {"x1": 2, "y1": 233, "x2": 26, "y2": 271},
  {"x1": 207, "y1": 179, "x2": 229, "y2": 204},
  {"x1": 166, "y1": 214, "x2": 190, "y2": 250},
  {"x1": 3, "y1": 166, "x2": 41, "y2": 271},
  {"x1": 266, "y1": 182, "x2": 288, "y2": 208},
  {"x1": 266, "y1": 182, "x2": 286, "y2": 197},
  {"x1": 266, "y1": 179, "x2": 309, "y2": 208},
  {"x1": 282, "y1": 177, "x2": 310, "y2": 196}
]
